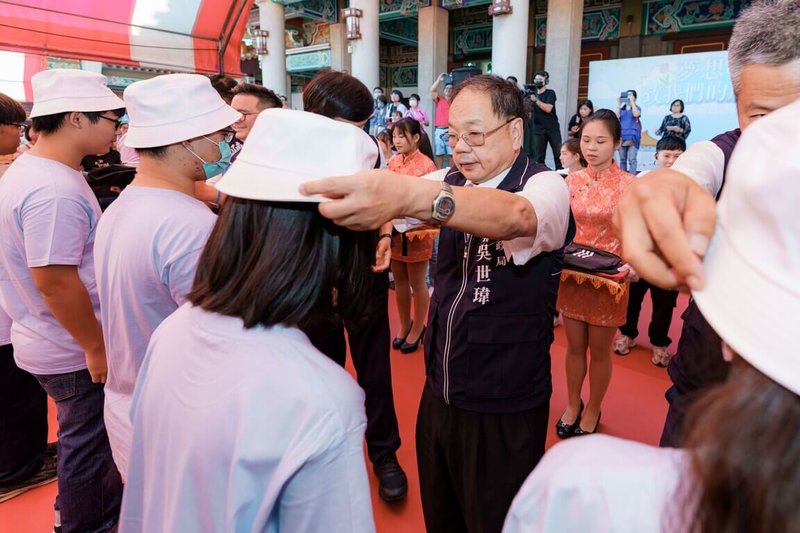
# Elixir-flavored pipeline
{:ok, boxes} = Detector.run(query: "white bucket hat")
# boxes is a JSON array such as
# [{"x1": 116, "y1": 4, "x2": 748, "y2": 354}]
[
  {"x1": 692, "y1": 97, "x2": 800, "y2": 395},
  {"x1": 29, "y1": 69, "x2": 125, "y2": 118},
  {"x1": 123, "y1": 74, "x2": 241, "y2": 148},
  {"x1": 216, "y1": 108, "x2": 378, "y2": 202}
]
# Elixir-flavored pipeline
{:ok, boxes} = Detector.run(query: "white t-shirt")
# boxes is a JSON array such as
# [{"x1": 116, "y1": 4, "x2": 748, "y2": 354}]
[
  {"x1": 0, "y1": 153, "x2": 102, "y2": 374},
  {"x1": 424, "y1": 166, "x2": 571, "y2": 265},
  {"x1": 117, "y1": 133, "x2": 140, "y2": 167},
  {"x1": 503, "y1": 435, "x2": 687, "y2": 533},
  {"x1": 0, "y1": 309, "x2": 11, "y2": 346},
  {"x1": 94, "y1": 185, "x2": 216, "y2": 479},
  {"x1": 671, "y1": 140, "x2": 725, "y2": 198},
  {"x1": 0, "y1": 165, "x2": 10, "y2": 345},
  {"x1": 120, "y1": 304, "x2": 375, "y2": 533}
]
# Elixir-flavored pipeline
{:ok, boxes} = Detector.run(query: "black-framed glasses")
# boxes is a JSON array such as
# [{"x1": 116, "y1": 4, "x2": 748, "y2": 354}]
[
  {"x1": 442, "y1": 117, "x2": 517, "y2": 148},
  {"x1": 98, "y1": 115, "x2": 123, "y2": 129},
  {"x1": 1, "y1": 122, "x2": 25, "y2": 133},
  {"x1": 234, "y1": 110, "x2": 259, "y2": 121}
]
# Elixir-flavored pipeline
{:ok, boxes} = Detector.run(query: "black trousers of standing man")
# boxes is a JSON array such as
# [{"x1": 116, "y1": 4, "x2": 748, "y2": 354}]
[
  {"x1": 534, "y1": 127, "x2": 563, "y2": 170},
  {"x1": 416, "y1": 386, "x2": 549, "y2": 533},
  {"x1": 660, "y1": 301, "x2": 728, "y2": 447},
  {"x1": 303, "y1": 270, "x2": 401, "y2": 464},
  {"x1": 0, "y1": 344, "x2": 49, "y2": 487}
]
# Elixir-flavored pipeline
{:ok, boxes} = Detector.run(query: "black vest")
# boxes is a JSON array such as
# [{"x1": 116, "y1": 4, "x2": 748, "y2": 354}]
[
  {"x1": 423, "y1": 153, "x2": 569, "y2": 413},
  {"x1": 710, "y1": 128, "x2": 741, "y2": 199}
]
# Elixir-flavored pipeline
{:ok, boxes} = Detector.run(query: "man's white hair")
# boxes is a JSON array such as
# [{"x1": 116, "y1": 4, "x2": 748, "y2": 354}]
[{"x1": 728, "y1": 0, "x2": 800, "y2": 93}]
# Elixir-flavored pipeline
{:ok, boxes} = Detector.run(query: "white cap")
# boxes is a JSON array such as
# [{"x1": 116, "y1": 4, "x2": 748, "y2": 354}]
[
  {"x1": 692, "y1": 98, "x2": 800, "y2": 394},
  {"x1": 29, "y1": 69, "x2": 125, "y2": 118},
  {"x1": 216, "y1": 108, "x2": 379, "y2": 202},
  {"x1": 123, "y1": 74, "x2": 241, "y2": 148}
]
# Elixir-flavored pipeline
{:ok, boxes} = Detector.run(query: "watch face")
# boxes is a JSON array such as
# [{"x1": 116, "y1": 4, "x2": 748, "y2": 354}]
[{"x1": 437, "y1": 197, "x2": 455, "y2": 218}]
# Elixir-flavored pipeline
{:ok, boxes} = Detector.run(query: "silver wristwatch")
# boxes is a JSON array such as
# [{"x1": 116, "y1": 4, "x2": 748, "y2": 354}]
[{"x1": 431, "y1": 181, "x2": 456, "y2": 223}]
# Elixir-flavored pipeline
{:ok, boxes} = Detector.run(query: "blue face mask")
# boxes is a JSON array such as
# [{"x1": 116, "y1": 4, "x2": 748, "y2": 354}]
[{"x1": 186, "y1": 137, "x2": 233, "y2": 179}]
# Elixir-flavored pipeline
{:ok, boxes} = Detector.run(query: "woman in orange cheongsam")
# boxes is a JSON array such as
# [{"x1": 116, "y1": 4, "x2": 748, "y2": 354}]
[
  {"x1": 388, "y1": 118, "x2": 438, "y2": 353},
  {"x1": 555, "y1": 109, "x2": 636, "y2": 438}
]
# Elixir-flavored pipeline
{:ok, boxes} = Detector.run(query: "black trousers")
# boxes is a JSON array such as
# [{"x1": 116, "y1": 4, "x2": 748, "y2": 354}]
[
  {"x1": 0, "y1": 343, "x2": 49, "y2": 486},
  {"x1": 619, "y1": 280, "x2": 679, "y2": 347},
  {"x1": 533, "y1": 127, "x2": 562, "y2": 169},
  {"x1": 660, "y1": 300, "x2": 729, "y2": 447},
  {"x1": 303, "y1": 271, "x2": 401, "y2": 464},
  {"x1": 416, "y1": 385, "x2": 549, "y2": 533}
]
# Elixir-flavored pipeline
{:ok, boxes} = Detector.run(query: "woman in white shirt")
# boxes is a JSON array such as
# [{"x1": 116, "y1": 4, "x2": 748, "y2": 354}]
[
  {"x1": 504, "y1": 97, "x2": 800, "y2": 533},
  {"x1": 119, "y1": 109, "x2": 380, "y2": 533}
]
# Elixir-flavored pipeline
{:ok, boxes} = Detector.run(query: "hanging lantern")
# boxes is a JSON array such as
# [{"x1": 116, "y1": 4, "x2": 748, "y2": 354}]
[
  {"x1": 255, "y1": 30, "x2": 269, "y2": 55},
  {"x1": 488, "y1": 0, "x2": 512, "y2": 16},
  {"x1": 342, "y1": 7, "x2": 363, "y2": 40}
]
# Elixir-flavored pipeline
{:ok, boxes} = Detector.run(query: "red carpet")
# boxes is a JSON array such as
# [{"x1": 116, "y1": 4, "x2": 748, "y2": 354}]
[{"x1": 0, "y1": 292, "x2": 683, "y2": 533}]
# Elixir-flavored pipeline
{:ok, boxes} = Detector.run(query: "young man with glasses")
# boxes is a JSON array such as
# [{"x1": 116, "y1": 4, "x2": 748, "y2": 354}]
[
  {"x1": 0, "y1": 69, "x2": 125, "y2": 533},
  {"x1": 301, "y1": 75, "x2": 572, "y2": 533},
  {"x1": 231, "y1": 82, "x2": 282, "y2": 145},
  {"x1": 93, "y1": 74, "x2": 240, "y2": 481}
]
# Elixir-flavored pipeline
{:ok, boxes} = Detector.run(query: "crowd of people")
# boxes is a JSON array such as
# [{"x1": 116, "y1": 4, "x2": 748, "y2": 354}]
[{"x1": 0, "y1": 1, "x2": 798, "y2": 532}]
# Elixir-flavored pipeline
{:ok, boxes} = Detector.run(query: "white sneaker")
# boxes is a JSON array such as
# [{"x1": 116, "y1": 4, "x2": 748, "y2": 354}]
[
  {"x1": 651, "y1": 345, "x2": 671, "y2": 367},
  {"x1": 613, "y1": 334, "x2": 635, "y2": 355}
]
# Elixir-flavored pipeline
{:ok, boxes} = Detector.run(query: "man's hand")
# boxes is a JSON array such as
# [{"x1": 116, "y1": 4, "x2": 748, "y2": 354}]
[
  {"x1": 613, "y1": 168, "x2": 717, "y2": 291},
  {"x1": 300, "y1": 170, "x2": 435, "y2": 230},
  {"x1": 85, "y1": 348, "x2": 108, "y2": 384}
]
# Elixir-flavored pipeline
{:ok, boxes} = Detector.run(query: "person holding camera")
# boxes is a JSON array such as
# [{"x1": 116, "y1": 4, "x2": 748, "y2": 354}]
[
  {"x1": 430, "y1": 73, "x2": 453, "y2": 169},
  {"x1": 529, "y1": 71, "x2": 562, "y2": 169},
  {"x1": 615, "y1": 90, "x2": 641, "y2": 173}
]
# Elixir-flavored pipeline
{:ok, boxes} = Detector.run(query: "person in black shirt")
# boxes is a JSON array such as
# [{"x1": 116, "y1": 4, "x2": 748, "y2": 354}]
[
  {"x1": 530, "y1": 70, "x2": 562, "y2": 169},
  {"x1": 567, "y1": 99, "x2": 594, "y2": 138}
]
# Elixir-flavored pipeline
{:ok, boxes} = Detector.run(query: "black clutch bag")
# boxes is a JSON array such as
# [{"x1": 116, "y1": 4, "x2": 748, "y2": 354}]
[{"x1": 563, "y1": 243, "x2": 623, "y2": 275}]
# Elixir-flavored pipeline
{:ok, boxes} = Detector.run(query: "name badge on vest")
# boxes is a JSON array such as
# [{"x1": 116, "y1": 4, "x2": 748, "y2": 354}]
[{"x1": 472, "y1": 238, "x2": 509, "y2": 306}]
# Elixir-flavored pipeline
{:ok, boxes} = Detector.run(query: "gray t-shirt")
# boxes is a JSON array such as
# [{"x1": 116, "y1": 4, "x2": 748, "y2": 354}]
[
  {"x1": 94, "y1": 184, "x2": 216, "y2": 478},
  {"x1": 120, "y1": 305, "x2": 375, "y2": 532},
  {"x1": 0, "y1": 153, "x2": 102, "y2": 374}
]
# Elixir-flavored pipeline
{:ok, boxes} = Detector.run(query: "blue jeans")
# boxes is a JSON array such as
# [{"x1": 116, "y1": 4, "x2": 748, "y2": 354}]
[
  {"x1": 34, "y1": 369, "x2": 122, "y2": 532},
  {"x1": 618, "y1": 144, "x2": 638, "y2": 173}
]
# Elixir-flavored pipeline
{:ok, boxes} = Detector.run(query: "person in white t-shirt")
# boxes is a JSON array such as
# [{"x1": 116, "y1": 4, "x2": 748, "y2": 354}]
[
  {"x1": 93, "y1": 74, "x2": 240, "y2": 480},
  {"x1": 503, "y1": 99, "x2": 800, "y2": 533},
  {"x1": 119, "y1": 109, "x2": 380, "y2": 533},
  {"x1": 0, "y1": 90, "x2": 55, "y2": 503},
  {"x1": 0, "y1": 69, "x2": 125, "y2": 532}
]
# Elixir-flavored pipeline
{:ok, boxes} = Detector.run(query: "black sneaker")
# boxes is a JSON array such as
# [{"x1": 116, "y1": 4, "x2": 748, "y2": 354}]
[
  {"x1": 0, "y1": 442, "x2": 58, "y2": 503},
  {"x1": 373, "y1": 454, "x2": 408, "y2": 503}
]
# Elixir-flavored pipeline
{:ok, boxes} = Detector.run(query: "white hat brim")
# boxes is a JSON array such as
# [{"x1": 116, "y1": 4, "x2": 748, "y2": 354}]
[
  {"x1": 124, "y1": 105, "x2": 242, "y2": 148},
  {"x1": 29, "y1": 93, "x2": 126, "y2": 119},
  {"x1": 215, "y1": 157, "x2": 330, "y2": 203},
  {"x1": 692, "y1": 223, "x2": 799, "y2": 394}
]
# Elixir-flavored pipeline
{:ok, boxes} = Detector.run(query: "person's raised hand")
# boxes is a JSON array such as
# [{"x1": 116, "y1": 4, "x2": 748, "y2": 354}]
[
  {"x1": 613, "y1": 168, "x2": 717, "y2": 291},
  {"x1": 300, "y1": 169, "x2": 428, "y2": 231}
]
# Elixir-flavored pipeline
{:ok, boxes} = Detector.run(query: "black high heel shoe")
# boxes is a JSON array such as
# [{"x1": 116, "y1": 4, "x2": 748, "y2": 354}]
[
  {"x1": 392, "y1": 321, "x2": 413, "y2": 350},
  {"x1": 573, "y1": 411, "x2": 601, "y2": 436},
  {"x1": 555, "y1": 400, "x2": 584, "y2": 439},
  {"x1": 400, "y1": 326, "x2": 426, "y2": 354}
]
